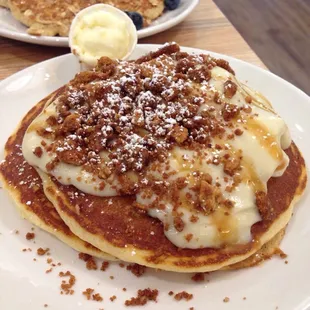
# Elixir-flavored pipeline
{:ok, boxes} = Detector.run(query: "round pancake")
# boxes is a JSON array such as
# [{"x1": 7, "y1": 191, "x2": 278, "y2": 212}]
[
  {"x1": 0, "y1": 90, "x2": 290, "y2": 270},
  {"x1": 0, "y1": 90, "x2": 116, "y2": 261},
  {"x1": 41, "y1": 141, "x2": 306, "y2": 272},
  {"x1": 2, "y1": 89, "x2": 293, "y2": 271},
  {"x1": 3, "y1": 0, "x2": 164, "y2": 37}
]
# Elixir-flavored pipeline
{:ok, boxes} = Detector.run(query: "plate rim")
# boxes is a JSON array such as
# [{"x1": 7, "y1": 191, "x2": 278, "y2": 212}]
[{"x1": 0, "y1": 0, "x2": 199, "y2": 47}]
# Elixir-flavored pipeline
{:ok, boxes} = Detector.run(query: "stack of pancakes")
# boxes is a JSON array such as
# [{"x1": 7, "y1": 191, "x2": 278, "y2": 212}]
[
  {"x1": 0, "y1": 0, "x2": 164, "y2": 36},
  {"x1": 0, "y1": 43, "x2": 306, "y2": 272}
]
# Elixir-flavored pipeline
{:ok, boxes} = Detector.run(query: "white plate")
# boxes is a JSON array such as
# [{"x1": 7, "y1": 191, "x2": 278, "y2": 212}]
[
  {"x1": 0, "y1": 0, "x2": 199, "y2": 46},
  {"x1": 0, "y1": 44, "x2": 309, "y2": 310}
]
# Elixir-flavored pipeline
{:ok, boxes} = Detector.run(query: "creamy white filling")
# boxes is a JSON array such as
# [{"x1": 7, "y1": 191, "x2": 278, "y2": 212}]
[
  {"x1": 22, "y1": 102, "x2": 121, "y2": 196},
  {"x1": 136, "y1": 148, "x2": 262, "y2": 248}
]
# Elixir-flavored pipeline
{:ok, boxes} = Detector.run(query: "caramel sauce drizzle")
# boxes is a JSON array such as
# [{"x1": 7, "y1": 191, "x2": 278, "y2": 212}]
[
  {"x1": 245, "y1": 118, "x2": 286, "y2": 172},
  {"x1": 211, "y1": 207, "x2": 238, "y2": 245}
]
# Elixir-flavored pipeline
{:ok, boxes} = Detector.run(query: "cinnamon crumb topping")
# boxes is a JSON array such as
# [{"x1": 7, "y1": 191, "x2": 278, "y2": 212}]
[
  {"x1": 33, "y1": 146, "x2": 43, "y2": 158},
  {"x1": 38, "y1": 43, "x2": 247, "y2": 185},
  {"x1": 223, "y1": 80, "x2": 237, "y2": 99},
  {"x1": 173, "y1": 216, "x2": 185, "y2": 232}
]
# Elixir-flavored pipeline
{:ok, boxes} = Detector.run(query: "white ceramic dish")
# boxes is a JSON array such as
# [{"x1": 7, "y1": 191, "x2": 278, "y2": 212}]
[
  {"x1": 0, "y1": 0, "x2": 199, "y2": 46},
  {"x1": 0, "y1": 44, "x2": 309, "y2": 310}
]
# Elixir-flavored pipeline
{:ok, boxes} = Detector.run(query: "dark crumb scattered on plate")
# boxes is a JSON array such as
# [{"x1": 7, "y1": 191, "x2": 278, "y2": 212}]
[
  {"x1": 59, "y1": 271, "x2": 76, "y2": 295},
  {"x1": 110, "y1": 295, "x2": 117, "y2": 302},
  {"x1": 191, "y1": 273, "x2": 204, "y2": 282},
  {"x1": 126, "y1": 264, "x2": 146, "y2": 277},
  {"x1": 37, "y1": 247, "x2": 49, "y2": 256},
  {"x1": 101, "y1": 261, "x2": 109, "y2": 271},
  {"x1": 82, "y1": 288, "x2": 94, "y2": 300},
  {"x1": 174, "y1": 291, "x2": 193, "y2": 301},
  {"x1": 26, "y1": 232, "x2": 35, "y2": 240},
  {"x1": 78, "y1": 253, "x2": 98, "y2": 270},
  {"x1": 125, "y1": 288, "x2": 158, "y2": 306}
]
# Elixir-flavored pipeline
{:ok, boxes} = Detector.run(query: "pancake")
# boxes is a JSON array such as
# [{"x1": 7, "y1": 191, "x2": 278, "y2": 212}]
[
  {"x1": 0, "y1": 0, "x2": 164, "y2": 37},
  {"x1": 0, "y1": 87, "x2": 288, "y2": 270},
  {"x1": 0, "y1": 90, "x2": 116, "y2": 261},
  {"x1": 20, "y1": 43, "x2": 306, "y2": 272}
]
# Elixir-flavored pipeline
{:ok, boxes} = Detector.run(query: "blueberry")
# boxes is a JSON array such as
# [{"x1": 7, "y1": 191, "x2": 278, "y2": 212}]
[
  {"x1": 125, "y1": 11, "x2": 143, "y2": 30},
  {"x1": 165, "y1": 0, "x2": 181, "y2": 10}
]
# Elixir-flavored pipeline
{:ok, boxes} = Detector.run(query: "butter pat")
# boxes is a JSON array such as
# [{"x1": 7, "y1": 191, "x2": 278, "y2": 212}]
[{"x1": 69, "y1": 4, "x2": 137, "y2": 68}]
